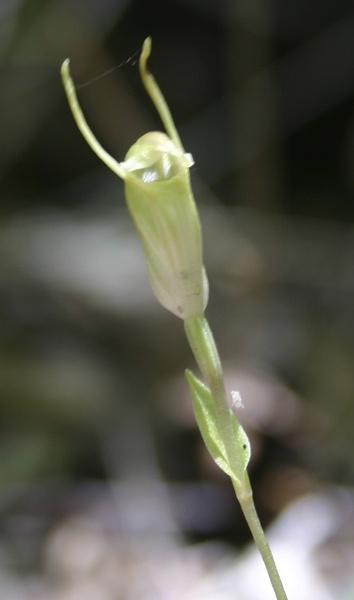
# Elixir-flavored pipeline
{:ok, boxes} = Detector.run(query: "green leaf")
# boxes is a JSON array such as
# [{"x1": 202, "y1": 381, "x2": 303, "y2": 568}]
[{"x1": 185, "y1": 369, "x2": 251, "y2": 482}]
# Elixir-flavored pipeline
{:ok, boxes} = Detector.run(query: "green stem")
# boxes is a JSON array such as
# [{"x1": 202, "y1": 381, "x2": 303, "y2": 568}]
[
  {"x1": 184, "y1": 314, "x2": 288, "y2": 600},
  {"x1": 233, "y1": 476, "x2": 288, "y2": 600}
]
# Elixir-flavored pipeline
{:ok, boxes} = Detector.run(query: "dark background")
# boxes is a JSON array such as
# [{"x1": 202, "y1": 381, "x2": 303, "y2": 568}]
[{"x1": 1, "y1": 0, "x2": 354, "y2": 595}]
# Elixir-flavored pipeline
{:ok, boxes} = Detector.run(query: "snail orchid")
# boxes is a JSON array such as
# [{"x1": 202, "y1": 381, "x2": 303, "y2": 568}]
[{"x1": 61, "y1": 38, "x2": 208, "y2": 320}]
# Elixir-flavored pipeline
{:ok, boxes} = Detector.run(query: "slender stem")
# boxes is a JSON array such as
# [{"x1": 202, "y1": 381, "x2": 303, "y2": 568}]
[
  {"x1": 234, "y1": 476, "x2": 288, "y2": 600},
  {"x1": 184, "y1": 314, "x2": 288, "y2": 600}
]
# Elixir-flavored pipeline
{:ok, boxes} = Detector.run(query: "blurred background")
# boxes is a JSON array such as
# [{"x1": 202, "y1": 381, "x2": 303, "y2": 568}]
[{"x1": 1, "y1": 0, "x2": 354, "y2": 598}]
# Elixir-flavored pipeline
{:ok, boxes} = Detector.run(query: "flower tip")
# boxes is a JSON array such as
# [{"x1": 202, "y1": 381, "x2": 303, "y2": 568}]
[
  {"x1": 61, "y1": 58, "x2": 70, "y2": 78},
  {"x1": 142, "y1": 37, "x2": 152, "y2": 54},
  {"x1": 61, "y1": 59, "x2": 73, "y2": 92},
  {"x1": 140, "y1": 38, "x2": 152, "y2": 74}
]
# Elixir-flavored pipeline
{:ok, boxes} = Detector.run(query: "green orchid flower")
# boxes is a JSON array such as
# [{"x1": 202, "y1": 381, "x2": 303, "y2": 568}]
[
  {"x1": 61, "y1": 39, "x2": 288, "y2": 600},
  {"x1": 61, "y1": 39, "x2": 208, "y2": 320}
]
